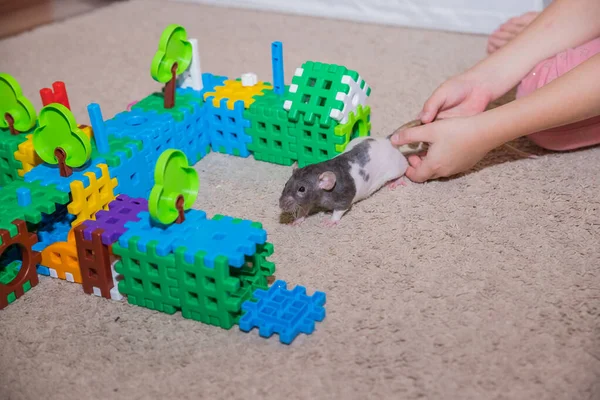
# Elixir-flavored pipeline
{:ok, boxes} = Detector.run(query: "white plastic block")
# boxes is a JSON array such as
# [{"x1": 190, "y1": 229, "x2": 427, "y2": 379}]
[
  {"x1": 329, "y1": 74, "x2": 370, "y2": 124},
  {"x1": 65, "y1": 272, "x2": 74, "y2": 282},
  {"x1": 294, "y1": 67, "x2": 304, "y2": 77},
  {"x1": 110, "y1": 287, "x2": 124, "y2": 301},
  {"x1": 283, "y1": 99, "x2": 293, "y2": 111},
  {"x1": 241, "y1": 72, "x2": 258, "y2": 87},
  {"x1": 92, "y1": 287, "x2": 101, "y2": 297},
  {"x1": 49, "y1": 269, "x2": 58, "y2": 278},
  {"x1": 289, "y1": 84, "x2": 298, "y2": 93},
  {"x1": 109, "y1": 258, "x2": 124, "y2": 301},
  {"x1": 177, "y1": 38, "x2": 203, "y2": 91}
]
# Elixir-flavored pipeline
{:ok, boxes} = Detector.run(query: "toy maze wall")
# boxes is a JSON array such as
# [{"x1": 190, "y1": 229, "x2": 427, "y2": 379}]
[{"x1": 0, "y1": 51, "x2": 375, "y2": 343}]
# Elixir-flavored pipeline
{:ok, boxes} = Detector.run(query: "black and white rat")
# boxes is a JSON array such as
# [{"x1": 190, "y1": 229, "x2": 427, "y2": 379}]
[{"x1": 279, "y1": 120, "x2": 421, "y2": 226}]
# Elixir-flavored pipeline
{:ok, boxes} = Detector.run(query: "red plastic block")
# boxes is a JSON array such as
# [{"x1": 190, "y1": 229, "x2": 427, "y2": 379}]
[{"x1": 40, "y1": 81, "x2": 71, "y2": 110}]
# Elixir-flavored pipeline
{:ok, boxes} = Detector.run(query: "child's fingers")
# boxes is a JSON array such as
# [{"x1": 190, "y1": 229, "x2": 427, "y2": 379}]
[
  {"x1": 390, "y1": 125, "x2": 432, "y2": 147},
  {"x1": 404, "y1": 159, "x2": 435, "y2": 183},
  {"x1": 420, "y1": 89, "x2": 447, "y2": 123}
]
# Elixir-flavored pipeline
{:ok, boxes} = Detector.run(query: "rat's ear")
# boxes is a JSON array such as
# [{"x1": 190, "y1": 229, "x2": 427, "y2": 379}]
[
  {"x1": 292, "y1": 161, "x2": 298, "y2": 171},
  {"x1": 318, "y1": 171, "x2": 336, "y2": 190}
]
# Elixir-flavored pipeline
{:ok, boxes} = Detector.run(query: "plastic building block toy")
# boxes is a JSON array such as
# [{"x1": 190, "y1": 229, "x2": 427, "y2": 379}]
[
  {"x1": 239, "y1": 280, "x2": 326, "y2": 344},
  {"x1": 271, "y1": 41, "x2": 285, "y2": 96},
  {"x1": 41, "y1": 227, "x2": 81, "y2": 283},
  {"x1": 293, "y1": 116, "x2": 345, "y2": 167},
  {"x1": 244, "y1": 87, "x2": 298, "y2": 166},
  {"x1": 40, "y1": 81, "x2": 71, "y2": 110},
  {"x1": 87, "y1": 103, "x2": 110, "y2": 153},
  {"x1": 74, "y1": 225, "x2": 116, "y2": 299},
  {"x1": 81, "y1": 194, "x2": 148, "y2": 246},
  {"x1": 283, "y1": 61, "x2": 370, "y2": 128},
  {"x1": 332, "y1": 104, "x2": 371, "y2": 152},
  {"x1": 31, "y1": 204, "x2": 75, "y2": 252},
  {"x1": 177, "y1": 38, "x2": 203, "y2": 91},
  {"x1": 0, "y1": 180, "x2": 70, "y2": 239},
  {"x1": 204, "y1": 98, "x2": 252, "y2": 157},
  {"x1": 0, "y1": 220, "x2": 41, "y2": 309},
  {"x1": 0, "y1": 73, "x2": 37, "y2": 135},
  {"x1": 329, "y1": 72, "x2": 371, "y2": 124},
  {"x1": 202, "y1": 79, "x2": 272, "y2": 110},
  {"x1": 132, "y1": 91, "x2": 201, "y2": 121},
  {"x1": 14, "y1": 134, "x2": 42, "y2": 177},
  {"x1": 67, "y1": 163, "x2": 118, "y2": 226},
  {"x1": 0, "y1": 127, "x2": 31, "y2": 185}
]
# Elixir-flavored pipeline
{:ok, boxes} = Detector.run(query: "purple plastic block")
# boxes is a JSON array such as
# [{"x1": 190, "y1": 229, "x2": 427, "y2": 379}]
[{"x1": 82, "y1": 194, "x2": 148, "y2": 245}]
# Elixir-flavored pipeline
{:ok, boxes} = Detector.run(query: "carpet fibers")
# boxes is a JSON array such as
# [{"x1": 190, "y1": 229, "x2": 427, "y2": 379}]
[{"x1": 0, "y1": 1, "x2": 599, "y2": 399}]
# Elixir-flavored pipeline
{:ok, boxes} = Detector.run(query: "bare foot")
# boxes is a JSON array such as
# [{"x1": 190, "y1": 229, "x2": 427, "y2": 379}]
[
  {"x1": 322, "y1": 218, "x2": 339, "y2": 227},
  {"x1": 291, "y1": 217, "x2": 305, "y2": 226},
  {"x1": 487, "y1": 11, "x2": 539, "y2": 54},
  {"x1": 386, "y1": 177, "x2": 407, "y2": 190}
]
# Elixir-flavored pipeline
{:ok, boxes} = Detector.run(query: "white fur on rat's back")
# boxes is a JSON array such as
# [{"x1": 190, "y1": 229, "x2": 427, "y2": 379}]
[{"x1": 343, "y1": 136, "x2": 409, "y2": 203}]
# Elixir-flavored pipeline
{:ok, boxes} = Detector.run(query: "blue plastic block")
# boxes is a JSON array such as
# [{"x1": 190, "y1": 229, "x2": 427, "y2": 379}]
[
  {"x1": 176, "y1": 73, "x2": 227, "y2": 100},
  {"x1": 105, "y1": 109, "x2": 175, "y2": 158},
  {"x1": 88, "y1": 103, "x2": 110, "y2": 153},
  {"x1": 204, "y1": 97, "x2": 252, "y2": 157},
  {"x1": 173, "y1": 98, "x2": 210, "y2": 165},
  {"x1": 16, "y1": 187, "x2": 31, "y2": 207},
  {"x1": 108, "y1": 145, "x2": 155, "y2": 199},
  {"x1": 118, "y1": 210, "x2": 208, "y2": 257},
  {"x1": 239, "y1": 280, "x2": 326, "y2": 344},
  {"x1": 1, "y1": 255, "x2": 49, "y2": 277},
  {"x1": 174, "y1": 215, "x2": 267, "y2": 268},
  {"x1": 37, "y1": 265, "x2": 50, "y2": 276},
  {"x1": 31, "y1": 205, "x2": 75, "y2": 252},
  {"x1": 24, "y1": 160, "x2": 106, "y2": 193},
  {"x1": 271, "y1": 41, "x2": 284, "y2": 95}
]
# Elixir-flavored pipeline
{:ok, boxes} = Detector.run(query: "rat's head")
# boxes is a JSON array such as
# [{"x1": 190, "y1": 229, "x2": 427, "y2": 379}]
[{"x1": 279, "y1": 165, "x2": 337, "y2": 215}]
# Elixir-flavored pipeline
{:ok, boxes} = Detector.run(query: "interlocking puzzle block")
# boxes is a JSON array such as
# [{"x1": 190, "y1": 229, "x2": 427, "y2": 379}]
[
  {"x1": 245, "y1": 87, "x2": 298, "y2": 166},
  {"x1": 202, "y1": 78, "x2": 272, "y2": 110},
  {"x1": 0, "y1": 220, "x2": 41, "y2": 309},
  {"x1": 132, "y1": 91, "x2": 201, "y2": 122},
  {"x1": 82, "y1": 194, "x2": 148, "y2": 246},
  {"x1": 90, "y1": 134, "x2": 144, "y2": 169},
  {"x1": 204, "y1": 98, "x2": 252, "y2": 157},
  {"x1": 67, "y1": 163, "x2": 118, "y2": 226},
  {"x1": 0, "y1": 180, "x2": 70, "y2": 240},
  {"x1": 332, "y1": 104, "x2": 371, "y2": 152},
  {"x1": 31, "y1": 204, "x2": 75, "y2": 252},
  {"x1": 41, "y1": 227, "x2": 81, "y2": 283},
  {"x1": 113, "y1": 237, "x2": 180, "y2": 313},
  {"x1": 283, "y1": 61, "x2": 371, "y2": 128},
  {"x1": 176, "y1": 73, "x2": 228, "y2": 100},
  {"x1": 0, "y1": 127, "x2": 30, "y2": 185},
  {"x1": 172, "y1": 99, "x2": 211, "y2": 165},
  {"x1": 293, "y1": 116, "x2": 343, "y2": 168},
  {"x1": 107, "y1": 142, "x2": 155, "y2": 199},
  {"x1": 24, "y1": 159, "x2": 107, "y2": 194},
  {"x1": 74, "y1": 225, "x2": 115, "y2": 299},
  {"x1": 14, "y1": 134, "x2": 42, "y2": 177},
  {"x1": 239, "y1": 280, "x2": 326, "y2": 344}
]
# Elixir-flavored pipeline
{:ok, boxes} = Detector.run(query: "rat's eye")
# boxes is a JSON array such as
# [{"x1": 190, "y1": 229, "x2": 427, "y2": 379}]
[{"x1": 298, "y1": 186, "x2": 305, "y2": 193}]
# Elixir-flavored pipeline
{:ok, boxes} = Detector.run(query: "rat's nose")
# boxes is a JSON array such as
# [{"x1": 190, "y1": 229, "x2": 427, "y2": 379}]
[{"x1": 279, "y1": 196, "x2": 295, "y2": 211}]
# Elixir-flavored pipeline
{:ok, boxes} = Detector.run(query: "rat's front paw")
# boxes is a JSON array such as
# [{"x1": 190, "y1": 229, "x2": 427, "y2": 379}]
[
  {"x1": 322, "y1": 218, "x2": 340, "y2": 227},
  {"x1": 386, "y1": 177, "x2": 408, "y2": 190},
  {"x1": 291, "y1": 217, "x2": 305, "y2": 226}
]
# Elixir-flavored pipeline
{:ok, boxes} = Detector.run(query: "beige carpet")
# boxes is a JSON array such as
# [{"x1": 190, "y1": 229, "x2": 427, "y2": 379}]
[{"x1": 1, "y1": 1, "x2": 599, "y2": 399}]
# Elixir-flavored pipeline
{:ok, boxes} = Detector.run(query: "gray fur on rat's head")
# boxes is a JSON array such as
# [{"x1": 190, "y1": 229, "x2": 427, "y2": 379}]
[{"x1": 279, "y1": 164, "x2": 338, "y2": 217}]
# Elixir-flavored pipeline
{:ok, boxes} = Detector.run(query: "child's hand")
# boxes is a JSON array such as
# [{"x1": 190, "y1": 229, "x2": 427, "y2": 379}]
[
  {"x1": 390, "y1": 117, "x2": 492, "y2": 182},
  {"x1": 418, "y1": 72, "x2": 494, "y2": 123}
]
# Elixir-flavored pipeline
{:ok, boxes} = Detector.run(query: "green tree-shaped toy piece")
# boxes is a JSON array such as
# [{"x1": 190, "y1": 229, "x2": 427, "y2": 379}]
[
  {"x1": 33, "y1": 103, "x2": 92, "y2": 177},
  {"x1": 151, "y1": 24, "x2": 193, "y2": 109},
  {"x1": 0, "y1": 73, "x2": 37, "y2": 135},
  {"x1": 149, "y1": 149, "x2": 199, "y2": 225}
]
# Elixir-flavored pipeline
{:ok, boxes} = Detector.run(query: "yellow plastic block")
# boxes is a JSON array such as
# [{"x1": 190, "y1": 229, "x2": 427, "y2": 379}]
[
  {"x1": 203, "y1": 79, "x2": 272, "y2": 110},
  {"x1": 41, "y1": 227, "x2": 82, "y2": 283},
  {"x1": 68, "y1": 163, "x2": 118, "y2": 226},
  {"x1": 14, "y1": 134, "x2": 42, "y2": 177}
]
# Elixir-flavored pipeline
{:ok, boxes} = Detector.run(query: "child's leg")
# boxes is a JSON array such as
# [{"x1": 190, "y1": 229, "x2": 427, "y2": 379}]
[{"x1": 516, "y1": 37, "x2": 600, "y2": 151}]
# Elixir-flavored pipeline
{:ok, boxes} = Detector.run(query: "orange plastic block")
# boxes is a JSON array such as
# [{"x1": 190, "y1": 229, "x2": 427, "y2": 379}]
[
  {"x1": 67, "y1": 163, "x2": 118, "y2": 226},
  {"x1": 203, "y1": 79, "x2": 272, "y2": 109},
  {"x1": 41, "y1": 227, "x2": 82, "y2": 283},
  {"x1": 14, "y1": 134, "x2": 42, "y2": 177}
]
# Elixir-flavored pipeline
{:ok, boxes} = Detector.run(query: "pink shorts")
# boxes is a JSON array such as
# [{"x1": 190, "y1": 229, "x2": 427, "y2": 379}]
[{"x1": 516, "y1": 37, "x2": 600, "y2": 151}]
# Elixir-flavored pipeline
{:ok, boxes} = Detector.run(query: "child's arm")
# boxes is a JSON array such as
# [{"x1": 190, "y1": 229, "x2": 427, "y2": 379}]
[
  {"x1": 419, "y1": 0, "x2": 600, "y2": 123},
  {"x1": 391, "y1": 53, "x2": 600, "y2": 182}
]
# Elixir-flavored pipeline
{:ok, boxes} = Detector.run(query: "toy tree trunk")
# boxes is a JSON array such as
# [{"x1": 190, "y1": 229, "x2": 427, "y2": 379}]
[
  {"x1": 175, "y1": 195, "x2": 185, "y2": 224},
  {"x1": 54, "y1": 147, "x2": 73, "y2": 177},
  {"x1": 5, "y1": 113, "x2": 17, "y2": 135},
  {"x1": 164, "y1": 62, "x2": 178, "y2": 109}
]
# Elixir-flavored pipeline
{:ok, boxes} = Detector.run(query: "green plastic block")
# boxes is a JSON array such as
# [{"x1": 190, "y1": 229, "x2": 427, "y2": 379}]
[
  {"x1": 113, "y1": 237, "x2": 181, "y2": 314},
  {"x1": 90, "y1": 134, "x2": 143, "y2": 167},
  {"x1": 7, "y1": 292, "x2": 16, "y2": 304},
  {"x1": 0, "y1": 127, "x2": 30, "y2": 186},
  {"x1": 293, "y1": 117, "x2": 346, "y2": 168},
  {"x1": 0, "y1": 180, "x2": 70, "y2": 242},
  {"x1": 333, "y1": 104, "x2": 371, "y2": 152},
  {"x1": 284, "y1": 61, "x2": 352, "y2": 128},
  {"x1": 0, "y1": 260, "x2": 20, "y2": 285},
  {"x1": 245, "y1": 87, "x2": 298, "y2": 166},
  {"x1": 132, "y1": 92, "x2": 201, "y2": 121}
]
